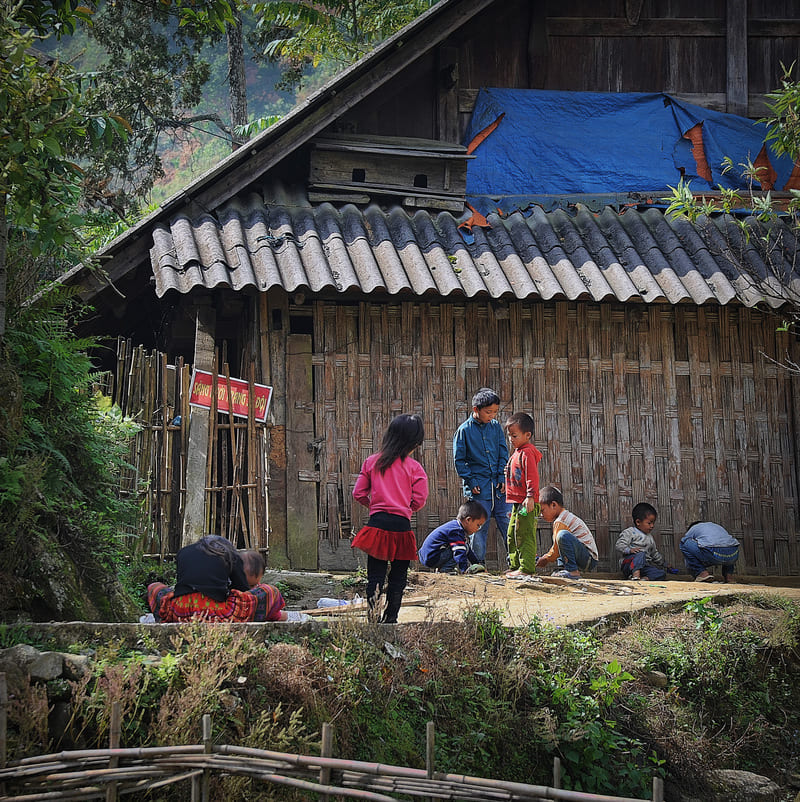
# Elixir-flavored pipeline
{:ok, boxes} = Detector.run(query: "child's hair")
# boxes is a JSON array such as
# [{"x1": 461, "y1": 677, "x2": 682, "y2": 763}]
[
  {"x1": 240, "y1": 549, "x2": 265, "y2": 582},
  {"x1": 472, "y1": 387, "x2": 500, "y2": 409},
  {"x1": 505, "y1": 411, "x2": 534, "y2": 434},
  {"x1": 457, "y1": 500, "x2": 487, "y2": 522},
  {"x1": 375, "y1": 413, "x2": 425, "y2": 473},
  {"x1": 197, "y1": 534, "x2": 239, "y2": 572},
  {"x1": 632, "y1": 502, "x2": 657, "y2": 524},
  {"x1": 539, "y1": 485, "x2": 563, "y2": 506}
]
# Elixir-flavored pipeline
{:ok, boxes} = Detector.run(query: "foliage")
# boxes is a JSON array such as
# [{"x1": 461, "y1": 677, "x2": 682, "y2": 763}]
[
  {"x1": 250, "y1": 0, "x2": 434, "y2": 90},
  {"x1": 762, "y1": 62, "x2": 800, "y2": 159},
  {"x1": 663, "y1": 63, "x2": 800, "y2": 358},
  {"x1": 684, "y1": 596, "x2": 724, "y2": 632},
  {"x1": 6, "y1": 596, "x2": 800, "y2": 797},
  {"x1": 0, "y1": 292, "x2": 140, "y2": 620},
  {"x1": 0, "y1": 0, "x2": 128, "y2": 256},
  {"x1": 75, "y1": 0, "x2": 233, "y2": 209},
  {"x1": 629, "y1": 599, "x2": 800, "y2": 775}
]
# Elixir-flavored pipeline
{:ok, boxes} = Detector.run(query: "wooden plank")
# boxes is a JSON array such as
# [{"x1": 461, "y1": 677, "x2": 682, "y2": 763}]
[
  {"x1": 726, "y1": 0, "x2": 749, "y2": 116},
  {"x1": 312, "y1": 142, "x2": 470, "y2": 159},
  {"x1": 314, "y1": 132, "x2": 469, "y2": 152},
  {"x1": 308, "y1": 181, "x2": 466, "y2": 202},
  {"x1": 266, "y1": 290, "x2": 290, "y2": 567},
  {"x1": 457, "y1": 89, "x2": 770, "y2": 118},
  {"x1": 302, "y1": 595, "x2": 432, "y2": 616},
  {"x1": 527, "y1": 0, "x2": 548, "y2": 89},
  {"x1": 436, "y1": 46, "x2": 460, "y2": 144},
  {"x1": 547, "y1": 17, "x2": 725, "y2": 37},
  {"x1": 182, "y1": 301, "x2": 216, "y2": 547},
  {"x1": 286, "y1": 334, "x2": 317, "y2": 570}
]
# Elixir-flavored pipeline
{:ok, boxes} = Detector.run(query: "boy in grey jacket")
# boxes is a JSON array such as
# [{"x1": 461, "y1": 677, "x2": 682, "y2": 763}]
[{"x1": 615, "y1": 503, "x2": 667, "y2": 581}]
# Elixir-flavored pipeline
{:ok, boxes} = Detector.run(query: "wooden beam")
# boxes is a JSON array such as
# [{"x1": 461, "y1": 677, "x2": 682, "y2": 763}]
[
  {"x1": 726, "y1": 0, "x2": 749, "y2": 117},
  {"x1": 265, "y1": 290, "x2": 290, "y2": 567},
  {"x1": 547, "y1": 17, "x2": 725, "y2": 37},
  {"x1": 527, "y1": 0, "x2": 548, "y2": 89},
  {"x1": 286, "y1": 334, "x2": 318, "y2": 570},
  {"x1": 545, "y1": 15, "x2": 800, "y2": 39},
  {"x1": 436, "y1": 45, "x2": 460, "y2": 144},
  {"x1": 458, "y1": 89, "x2": 770, "y2": 118},
  {"x1": 182, "y1": 300, "x2": 215, "y2": 547}
]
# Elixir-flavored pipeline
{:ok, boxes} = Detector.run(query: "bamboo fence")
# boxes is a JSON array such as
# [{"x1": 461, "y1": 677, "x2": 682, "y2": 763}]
[
  {"x1": 0, "y1": 696, "x2": 665, "y2": 802},
  {"x1": 112, "y1": 338, "x2": 269, "y2": 556}
]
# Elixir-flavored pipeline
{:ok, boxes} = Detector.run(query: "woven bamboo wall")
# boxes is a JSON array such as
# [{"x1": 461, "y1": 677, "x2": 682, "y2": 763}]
[{"x1": 312, "y1": 299, "x2": 800, "y2": 574}]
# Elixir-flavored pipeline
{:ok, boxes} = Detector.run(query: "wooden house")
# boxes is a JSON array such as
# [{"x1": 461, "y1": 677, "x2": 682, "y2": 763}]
[{"x1": 66, "y1": 0, "x2": 800, "y2": 574}]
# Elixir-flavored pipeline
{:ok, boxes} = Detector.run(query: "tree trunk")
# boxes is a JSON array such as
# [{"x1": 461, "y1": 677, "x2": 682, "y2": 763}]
[
  {"x1": 226, "y1": 9, "x2": 248, "y2": 150},
  {"x1": 0, "y1": 195, "x2": 7, "y2": 340}
]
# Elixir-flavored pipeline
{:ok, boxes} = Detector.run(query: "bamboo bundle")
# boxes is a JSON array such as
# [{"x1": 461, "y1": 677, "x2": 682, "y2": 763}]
[{"x1": 1, "y1": 740, "x2": 659, "y2": 802}]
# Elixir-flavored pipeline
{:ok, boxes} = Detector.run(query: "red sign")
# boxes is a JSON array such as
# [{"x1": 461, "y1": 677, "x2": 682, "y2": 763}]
[{"x1": 188, "y1": 370, "x2": 273, "y2": 423}]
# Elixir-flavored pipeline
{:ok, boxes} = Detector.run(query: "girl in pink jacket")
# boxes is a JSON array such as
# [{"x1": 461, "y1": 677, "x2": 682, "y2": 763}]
[{"x1": 352, "y1": 414, "x2": 428, "y2": 623}]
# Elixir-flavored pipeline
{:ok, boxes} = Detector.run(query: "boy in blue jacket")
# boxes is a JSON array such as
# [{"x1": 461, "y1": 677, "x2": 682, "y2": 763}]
[
  {"x1": 419, "y1": 501, "x2": 487, "y2": 574},
  {"x1": 453, "y1": 388, "x2": 511, "y2": 564}
]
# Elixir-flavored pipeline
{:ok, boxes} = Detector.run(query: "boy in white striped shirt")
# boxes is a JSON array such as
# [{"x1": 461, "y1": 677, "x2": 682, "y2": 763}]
[{"x1": 536, "y1": 486, "x2": 598, "y2": 579}]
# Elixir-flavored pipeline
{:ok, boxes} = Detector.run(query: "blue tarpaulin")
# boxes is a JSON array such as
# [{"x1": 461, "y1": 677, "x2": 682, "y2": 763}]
[{"x1": 463, "y1": 88, "x2": 795, "y2": 202}]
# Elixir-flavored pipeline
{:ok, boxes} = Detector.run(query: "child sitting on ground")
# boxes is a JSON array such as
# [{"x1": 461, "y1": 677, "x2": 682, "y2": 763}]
[
  {"x1": 418, "y1": 501, "x2": 488, "y2": 574},
  {"x1": 535, "y1": 486, "x2": 598, "y2": 579},
  {"x1": 615, "y1": 502, "x2": 667, "y2": 581},
  {"x1": 147, "y1": 536, "x2": 291, "y2": 622}
]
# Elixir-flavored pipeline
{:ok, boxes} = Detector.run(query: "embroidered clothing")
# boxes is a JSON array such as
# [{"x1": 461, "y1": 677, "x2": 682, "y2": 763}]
[{"x1": 148, "y1": 582, "x2": 285, "y2": 622}]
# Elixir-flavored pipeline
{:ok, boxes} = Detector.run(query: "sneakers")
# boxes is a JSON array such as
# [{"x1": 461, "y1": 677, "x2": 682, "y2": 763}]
[
  {"x1": 552, "y1": 569, "x2": 580, "y2": 579},
  {"x1": 694, "y1": 571, "x2": 714, "y2": 582}
]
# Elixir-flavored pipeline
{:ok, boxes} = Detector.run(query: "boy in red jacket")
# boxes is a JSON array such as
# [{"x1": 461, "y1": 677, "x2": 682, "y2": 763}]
[{"x1": 503, "y1": 412, "x2": 543, "y2": 577}]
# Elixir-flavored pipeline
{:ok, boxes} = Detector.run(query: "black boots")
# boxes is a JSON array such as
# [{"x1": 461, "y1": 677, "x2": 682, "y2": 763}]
[{"x1": 380, "y1": 589, "x2": 404, "y2": 624}]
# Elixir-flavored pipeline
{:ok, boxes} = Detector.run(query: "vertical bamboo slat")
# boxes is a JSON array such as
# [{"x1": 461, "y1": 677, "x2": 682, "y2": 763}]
[{"x1": 309, "y1": 299, "x2": 798, "y2": 574}]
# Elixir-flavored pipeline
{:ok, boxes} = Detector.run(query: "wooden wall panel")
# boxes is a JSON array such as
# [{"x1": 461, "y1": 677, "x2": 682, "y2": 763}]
[{"x1": 311, "y1": 299, "x2": 800, "y2": 574}]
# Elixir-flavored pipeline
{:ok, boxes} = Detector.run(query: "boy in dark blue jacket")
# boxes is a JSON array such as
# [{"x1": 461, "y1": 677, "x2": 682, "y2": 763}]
[
  {"x1": 453, "y1": 388, "x2": 511, "y2": 564},
  {"x1": 419, "y1": 501, "x2": 487, "y2": 574}
]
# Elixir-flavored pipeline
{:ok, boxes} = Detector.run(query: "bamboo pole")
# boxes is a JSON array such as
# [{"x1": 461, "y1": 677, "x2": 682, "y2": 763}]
[
  {"x1": 0, "y1": 672, "x2": 6, "y2": 795},
  {"x1": 554, "y1": 755, "x2": 562, "y2": 788},
  {"x1": 205, "y1": 353, "x2": 219, "y2": 537},
  {"x1": 246, "y1": 362, "x2": 257, "y2": 550},
  {"x1": 201, "y1": 713, "x2": 212, "y2": 802},
  {"x1": 319, "y1": 721, "x2": 333, "y2": 802},
  {"x1": 222, "y1": 363, "x2": 243, "y2": 544},
  {"x1": 104, "y1": 701, "x2": 120, "y2": 802},
  {"x1": 652, "y1": 776, "x2": 664, "y2": 802}
]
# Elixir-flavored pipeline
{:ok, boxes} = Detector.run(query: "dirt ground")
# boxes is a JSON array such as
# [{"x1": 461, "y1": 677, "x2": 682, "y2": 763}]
[
  {"x1": 399, "y1": 572, "x2": 800, "y2": 626},
  {"x1": 271, "y1": 570, "x2": 800, "y2": 626}
]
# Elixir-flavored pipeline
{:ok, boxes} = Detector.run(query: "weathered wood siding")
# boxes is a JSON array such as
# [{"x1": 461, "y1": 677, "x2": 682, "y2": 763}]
[
  {"x1": 311, "y1": 299, "x2": 800, "y2": 574},
  {"x1": 340, "y1": 0, "x2": 800, "y2": 140}
]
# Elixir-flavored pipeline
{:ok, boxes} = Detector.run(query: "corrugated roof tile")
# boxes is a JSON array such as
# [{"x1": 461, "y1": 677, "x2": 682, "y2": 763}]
[{"x1": 147, "y1": 184, "x2": 798, "y2": 309}]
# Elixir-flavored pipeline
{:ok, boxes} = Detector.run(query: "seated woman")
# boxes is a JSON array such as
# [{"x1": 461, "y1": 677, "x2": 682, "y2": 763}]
[{"x1": 147, "y1": 535, "x2": 286, "y2": 622}]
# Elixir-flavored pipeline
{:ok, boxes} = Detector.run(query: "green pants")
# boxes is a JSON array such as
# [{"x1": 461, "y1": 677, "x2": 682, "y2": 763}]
[{"x1": 507, "y1": 502, "x2": 540, "y2": 573}]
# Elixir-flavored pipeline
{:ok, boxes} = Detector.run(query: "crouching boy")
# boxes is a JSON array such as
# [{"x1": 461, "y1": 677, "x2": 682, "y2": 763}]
[
  {"x1": 419, "y1": 501, "x2": 487, "y2": 574},
  {"x1": 535, "y1": 486, "x2": 598, "y2": 579}
]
